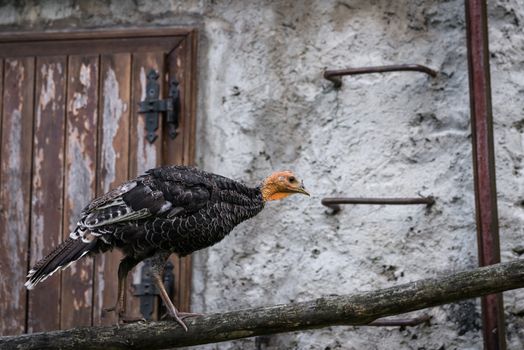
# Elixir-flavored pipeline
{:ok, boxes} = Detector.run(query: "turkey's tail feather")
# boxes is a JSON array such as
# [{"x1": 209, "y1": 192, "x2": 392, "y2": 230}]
[{"x1": 25, "y1": 238, "x2": 97, "y2": 290}]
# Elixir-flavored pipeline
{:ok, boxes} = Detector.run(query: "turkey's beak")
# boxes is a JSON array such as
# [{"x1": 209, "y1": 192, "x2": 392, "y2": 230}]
[{"x1": 294, "y1": 182, "x2": 310, "y2": 196}]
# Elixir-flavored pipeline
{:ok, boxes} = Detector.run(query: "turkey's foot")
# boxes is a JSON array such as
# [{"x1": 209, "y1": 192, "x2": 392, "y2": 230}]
[{"x1": 164, "y1": 309, "x2": 189, "y2": 332}]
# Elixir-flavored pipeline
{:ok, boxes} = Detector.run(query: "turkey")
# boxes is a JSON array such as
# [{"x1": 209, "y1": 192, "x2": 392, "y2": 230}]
[{"x1": 25, "y1": 165, "x2": 309, "y2": 330}]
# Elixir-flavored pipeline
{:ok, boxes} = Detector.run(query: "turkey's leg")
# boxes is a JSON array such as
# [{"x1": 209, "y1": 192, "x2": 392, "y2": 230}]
[
  {"x1": 150, "y1": 252, "x2": 200, "y2": 331},
  {"x1": 104, "y1": 256, "x2": 140, "y2": 322},
  {"x1": 151, "y1": 272, "x2": 189, "y2": 330}
]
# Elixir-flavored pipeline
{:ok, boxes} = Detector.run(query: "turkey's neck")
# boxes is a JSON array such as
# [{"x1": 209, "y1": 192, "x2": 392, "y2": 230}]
[{"x1": 260, "y1": 182, "x2": 291, "y2": 201}]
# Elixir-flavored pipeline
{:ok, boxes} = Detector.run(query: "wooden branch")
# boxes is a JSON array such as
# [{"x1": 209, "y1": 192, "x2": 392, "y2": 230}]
[{"x1": 2, "y1": 259, "x2": 524, "y2": 350}]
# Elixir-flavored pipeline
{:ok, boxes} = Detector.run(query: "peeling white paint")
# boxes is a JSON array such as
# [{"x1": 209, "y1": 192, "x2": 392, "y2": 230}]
[
  {"x1": 1, "y1": 60, "x2": 28, "y2": 318},
  {"x1": 96, "y1": 255, "x2": 106, "y2": 313},
  {"x1": 31, "y1": 148, "x2": 45, "y2": 261},
  {"x1": 6, "y1": 109, "x2": 24, "y2": 309},
  {"x1": 73, "y1": 298, "x2": 81, "y2": 311},
  {"x1": 38, "y1": 64, "x2": 56, "y2": 118},
  {"x1": 71, "y1": 92, "x2": 87, "y2": 116},
  {"x1": 101, "y1": 67, "x2": 124, "y2": 192},
  {"x1": 31, "y1": 62, "x2": 63, "y2": 262},
  {"x1": 31, "y1": 62, "x2": 63, "y2": 263},
  {"x1": 69, "y1": 259, "x2": 77, "y2": 275},
  {"x1": 66, "y1": 60, "x2": 95, "y2": 236},
  {"x1": 139, "y1": 67, "x2": 146, "y2": 102},
  {"x1": 79, "y1": 63, "x2": 91, "y2": 89},
  {"x1": 70, "y1": 63, "x2": 91, "y2": 116},
  {"x1": 132, "y1": 261, "x2": 145, "y2": 285},
  {"x1": 7, "y1": 59, "x2": 18, "y2": 70},
  {"x1": 67, "y1": 128, "x2": 94, "y2": 232}
]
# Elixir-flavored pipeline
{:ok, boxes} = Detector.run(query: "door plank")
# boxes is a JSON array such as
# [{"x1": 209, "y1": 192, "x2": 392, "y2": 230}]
[
  {"x1": 27, "y1": 56, "x2": 67, "y2": 333},
  {"x1": 61, "y1": 55, "x2": 99, "y2": 329},
  {"x1": 180, "y1": 32, "x2": 199, "y2": 313},
  {"x1": 128, "y1": 52, "x2": 165, "y2": 319},
  {"x1": 0, "y1": 58, "x2": 3, "y2": 189},
  {"x1": 166, "y1": 49, "x2": 184, "y2": 312},
  {"x1": 0, "y1": 57, "x2": 35, "y2": 335},
  {"x1": 180, "y1": 33, "x2": 199, "y2": 312},
  {"x1": 93, "y1": 53, "x2": 131, "y2": 326},
  {"x1": 165, "y1": 50, "x2": 184, "y2": 166},
  {"x1": 167, "y1": 34, "x2": 198, "y2": 312}
]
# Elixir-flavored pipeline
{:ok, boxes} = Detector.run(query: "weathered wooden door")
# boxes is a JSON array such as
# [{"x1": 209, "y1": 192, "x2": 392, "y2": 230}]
[{"x1": 0, "y1": 28, "x2": 197, "y2": 335}]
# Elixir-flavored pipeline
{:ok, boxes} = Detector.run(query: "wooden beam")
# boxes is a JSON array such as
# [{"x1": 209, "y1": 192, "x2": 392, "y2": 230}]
[{"x1": 2, "y1": 259, "x2": 524, "y2": 350}]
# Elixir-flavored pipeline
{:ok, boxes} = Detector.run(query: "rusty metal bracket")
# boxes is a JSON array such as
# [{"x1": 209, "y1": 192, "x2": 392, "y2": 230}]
[
  {"x1": 133, "y1": 259, "x2": 175, "y2": 321},
  {"x1": 132, "y1": 259, "x2": 157, "y2": 321},
  {"x1": 138, "y1": 69, "x2": 180, "y2": 143},
  {"x1": 321, "y1": 196, "x2": 435, "y2": 215},
  {"x1": 324, "y1": 64, "x2": 437, "y2": 88}
]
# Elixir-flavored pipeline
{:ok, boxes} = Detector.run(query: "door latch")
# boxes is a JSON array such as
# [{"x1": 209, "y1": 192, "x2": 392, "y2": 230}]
[
  {"x1": 138, "y1": 69, "x2": 180, "y2": 143},
  {"x1": 132, "y1": 259, "x2": 175, "y2": 320}
]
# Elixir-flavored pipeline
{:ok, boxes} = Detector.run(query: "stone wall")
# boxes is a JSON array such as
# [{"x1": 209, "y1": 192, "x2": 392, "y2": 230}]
[{"x1": 1, "y1": 1, "x2": 523, "y2": 349}]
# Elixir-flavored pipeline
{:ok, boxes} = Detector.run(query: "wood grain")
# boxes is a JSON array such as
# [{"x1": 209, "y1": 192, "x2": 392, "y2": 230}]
[
  {"x1": 27, "y1": 56, "x2": 67, "y2": 333},
  {"x1": 0, "y1": 37, "x2": 184, "y2": 58},
  {"x1": 185, "y1": 30, "x2": 199, "y2": 169},
  {"x1": 0, "y1": 28, "x2": 191, "y2": 43},
  {"x1": 92, "y1": 53, "x2": 131, "y2": 326},
  {"x1": 165, "y1": 46, "x2": 184, "y2": 312},
  {"x1": 165, "y1": 31, "x2": 199, "y2": 312},
  {"x1": 61, "y1": 55, "x2": 99, "y2": 329},
  {"x1": 0, "y1": 57, "x2": 35, "y2": 335},
  {"x1": 0, "y1": 29, "x2": 196, "y2": 333},
  {"x1": 0, "y1": 58, "x2": 2, "y2": 191},
  {"x1": 182, "y1": 31, "x2": 199, "y2": 312},
  {"x1": 128, "y1": 52, "x2": 165, "y2": 319}
]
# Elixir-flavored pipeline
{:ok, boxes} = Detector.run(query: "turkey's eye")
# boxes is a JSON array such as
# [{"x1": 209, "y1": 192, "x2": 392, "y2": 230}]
[{"x1": 289, "y1": 176, "x2": 296, "y2": 183}]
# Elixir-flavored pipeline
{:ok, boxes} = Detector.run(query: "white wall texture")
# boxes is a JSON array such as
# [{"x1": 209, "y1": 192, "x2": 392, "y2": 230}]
[{"x1": 1, "y1": 1, "x2": 523, "y2": 349}]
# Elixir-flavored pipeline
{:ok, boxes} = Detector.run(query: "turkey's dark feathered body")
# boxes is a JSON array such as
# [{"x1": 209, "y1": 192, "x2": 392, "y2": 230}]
[
  {"x1": 25, "y1": 165, "x2": 266, "y2": 289},
  {"x1": 87, "y1": 165, "x2": 265, "y2": 260}
]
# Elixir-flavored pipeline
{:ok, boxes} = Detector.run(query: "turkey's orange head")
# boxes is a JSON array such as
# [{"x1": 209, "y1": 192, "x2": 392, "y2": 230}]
[{"x1": 261, "y1": 171, "x2": 309, "y2": 201}]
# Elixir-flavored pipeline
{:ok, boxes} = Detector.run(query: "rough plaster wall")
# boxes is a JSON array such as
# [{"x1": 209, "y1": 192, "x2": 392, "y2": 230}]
[
  {"x1": 490, "y1": 1, "x2": 524, "y2": 346},
  {"x1": 0, "y1": 0, "x2": 522, "y2": 349}
]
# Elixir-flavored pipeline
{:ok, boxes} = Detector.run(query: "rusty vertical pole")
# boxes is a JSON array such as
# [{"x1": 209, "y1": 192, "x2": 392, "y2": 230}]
[{"x1": 464, "y1": 1, "x2": 506, "y2": 349}]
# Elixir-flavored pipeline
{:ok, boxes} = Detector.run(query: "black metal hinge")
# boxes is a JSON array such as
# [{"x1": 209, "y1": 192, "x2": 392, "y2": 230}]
[
  {"x1": 138, "y1": 69, "x2": 180, "y2": 143},
  {"x1": 132, "y1": 259, "x2": 175, "y2": 320}
]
